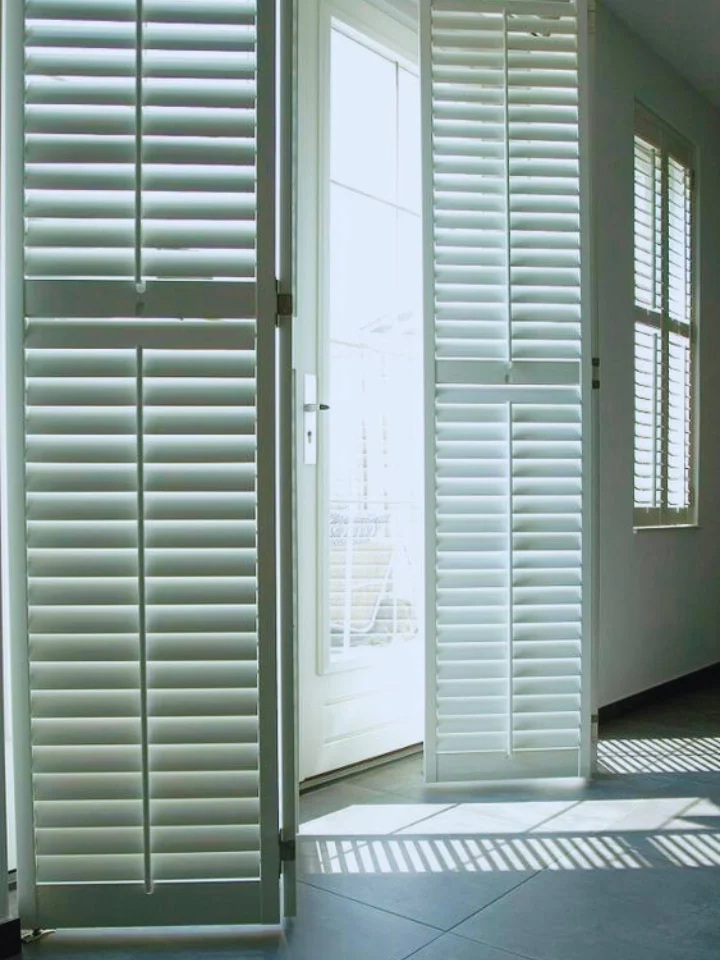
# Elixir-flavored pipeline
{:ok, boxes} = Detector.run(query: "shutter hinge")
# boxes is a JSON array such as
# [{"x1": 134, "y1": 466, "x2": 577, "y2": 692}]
[
  {"x1": 592, "y1": 357, "x2": 600, "y2": 390},
  {"x1": 279, "y1": 836, "x2": 296, "y2": 864},
  {"x1": 276, "y1": 282, "x2": 293, "y2": 325}
]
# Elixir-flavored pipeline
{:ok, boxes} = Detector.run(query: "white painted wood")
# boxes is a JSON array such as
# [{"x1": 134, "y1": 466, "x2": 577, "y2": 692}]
[
  {"x1": 0, "y1": 601, "x2": 8, "y2": 922},
  {"x1": 422, "y1": 0, "x2": 590, "y2": 782},
  {"x1": 296, "y1": 0, "x2": 424, "y2": 782},
  {"x1": 277, "y1": 0, "x2": 298, "y2": 920},
  {"x1": 8, "y1": 0, "x2": 283, "y2": 928},
  {"x1": 632, "y1": 107, "x2": 695, "y2": 529},
  {"x1": 577, "y1": 0, "x2": 596, "y2": 777},
  {"x1": 2, "y1": 0, "x2": 36, "y2": 914}
]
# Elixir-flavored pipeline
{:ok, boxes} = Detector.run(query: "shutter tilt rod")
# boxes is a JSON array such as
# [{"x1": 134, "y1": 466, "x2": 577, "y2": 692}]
[
  {"x1": 136, "y1": 347, "x2": 153, "y2": 894},
  {"x1": 135, "y1": 0, "x2": 144, "y2": 291}
]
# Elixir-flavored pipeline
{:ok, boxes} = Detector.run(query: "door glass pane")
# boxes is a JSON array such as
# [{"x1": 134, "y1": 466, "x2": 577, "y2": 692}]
[
  {"x1": 398, "y1": 68, "x2": 421, "y2": 213},
  {"x1": 330, "y1": 29, "x2": 397, "y2": 202},
  {"x1": 326, "y1": 29, "x2": 423, "y2": 664}
]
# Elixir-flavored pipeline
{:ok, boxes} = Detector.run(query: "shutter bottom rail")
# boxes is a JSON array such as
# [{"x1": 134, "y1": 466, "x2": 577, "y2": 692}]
[{"x1": 29, "y1": 880, "x2": 264, "y2": 929}]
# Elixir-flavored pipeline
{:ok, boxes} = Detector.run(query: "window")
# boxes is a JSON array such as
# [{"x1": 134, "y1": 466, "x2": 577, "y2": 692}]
[{"x1": 633, "y1": 109, "x2": 696, "y2": 527}]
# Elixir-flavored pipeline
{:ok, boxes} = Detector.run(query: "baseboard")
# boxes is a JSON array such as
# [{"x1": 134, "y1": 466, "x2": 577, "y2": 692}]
[
  {"x1": 599, "y1": 661, "x2": 720, "y2": 724},
  {"x1": 0, "y1": 917, "x2": 21, "y2": 960},
  {"x1": 300, "y1": 743, "x2": 423, "y2": 793}
]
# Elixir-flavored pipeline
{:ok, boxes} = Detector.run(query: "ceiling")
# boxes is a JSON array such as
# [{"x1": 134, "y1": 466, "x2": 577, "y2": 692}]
[{"x1": 602, "y1": 0, "x2": 720, "y2": 109}]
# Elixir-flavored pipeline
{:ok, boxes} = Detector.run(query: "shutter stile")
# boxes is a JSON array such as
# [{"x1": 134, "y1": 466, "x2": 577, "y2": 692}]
[
  {"x1": 18, "y1": 0, "x2": 277, "y2": 927},
  {"x1": 424, "y1": 0, "x2": 585, "y2": 781}
]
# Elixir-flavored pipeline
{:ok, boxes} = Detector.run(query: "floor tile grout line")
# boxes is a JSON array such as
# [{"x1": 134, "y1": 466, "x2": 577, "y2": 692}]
[
  {"x1": 389, "y1": 803, "x2": 461, "y2": 836},
  {"x1": 450, "y1": 929, "x2": 543, "y2": 960},
  {"x1": 446, "y1": 868, "x2": 542, "y2": 934},
  {"x1": 296, "y1": 878, "x2": 446, "y2": 934},
  {"x1": 521, "y1": 799, "x2": 583, "y2": 835},
  {"x1": 663, "y1": 795, "x2": 706, "y2": 829},
  {"x1": 396, "y1": 929, "x2": 447, "y2": 960}
]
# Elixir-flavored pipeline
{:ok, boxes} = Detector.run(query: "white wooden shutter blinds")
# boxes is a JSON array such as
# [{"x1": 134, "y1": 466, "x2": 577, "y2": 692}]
[
  {"x1": 633, "y1": 113, "x2": 694, "y2": 527},
  {"x1": 17, "y1": 0, "x2": 280, "y2": 927},
  {"x1": 422, "y1": 0, "x2": 587, "y2": 781}
]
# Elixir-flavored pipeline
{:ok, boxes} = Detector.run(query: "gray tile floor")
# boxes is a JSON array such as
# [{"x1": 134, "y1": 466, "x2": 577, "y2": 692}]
[{"x1": 21, "y1": 681, "x2": 720, "y2": 959}]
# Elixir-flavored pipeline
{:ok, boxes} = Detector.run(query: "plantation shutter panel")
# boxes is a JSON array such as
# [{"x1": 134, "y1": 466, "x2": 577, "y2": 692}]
[
  {"x1": 666, "y1": 157, "x2": 693, "y2": 514},
  {"x1": 632, "y1": 135, "x2": 663, "y2": 514},
  {"x1": 633, "y1": 113, "x2": 694, "y2": 528},
  {"x1": 421, "y1": 0, "x2": 588, "y2": 781},
  {"x1": 16, "y1": 0, "x2": 282, "y2": 927}
]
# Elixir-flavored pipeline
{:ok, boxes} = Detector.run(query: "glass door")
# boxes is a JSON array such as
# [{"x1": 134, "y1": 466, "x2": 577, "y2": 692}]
[{"x1": 297, "y1": 0, "x2": 424, "y2": 780}]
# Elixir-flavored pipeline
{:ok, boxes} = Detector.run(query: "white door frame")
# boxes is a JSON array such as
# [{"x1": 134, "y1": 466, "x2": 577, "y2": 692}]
[
  {"x1": 278, "y1": 0, "x2": 298, "y2": 918},
  {"x1": 295, "y1": 0, "x2": 421, "y2": 782}
]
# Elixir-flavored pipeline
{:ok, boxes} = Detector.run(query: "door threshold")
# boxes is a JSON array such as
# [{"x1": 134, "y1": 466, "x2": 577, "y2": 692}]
[{"x1": 300, "y1": 743, "x2": 423, "y2": 793}]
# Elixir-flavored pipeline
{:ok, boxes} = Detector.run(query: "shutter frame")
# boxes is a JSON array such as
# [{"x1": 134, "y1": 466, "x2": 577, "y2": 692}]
[
  {"x1": 422, "y1": 0, "x2": 588, "y2": 782},
  {"x1": 9, "y1": 0, "x2": 282, "y2": 927},
  {"x1": 633, "y1": 105, "x2": 696, "y2": 528}
]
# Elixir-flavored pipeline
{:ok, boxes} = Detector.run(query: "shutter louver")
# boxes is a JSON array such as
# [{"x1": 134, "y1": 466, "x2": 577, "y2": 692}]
[
  {"x1": 423, "y1": 0, "x2": 585, "y2": 782},
  {"x1": 142, "y1": 0, "x2": 257, "y2": 280},
  {"x1": 633, "y1": 323, "x2": 662, "y2": 510},
  {"x1": 436, "y1": 396, "x2": 510, "y2": 755},
  {"x1": 633, "y1": 119, "x2": 694, "y2": 526},
  {"x1": 633, "y1": 137, "x2": 662, "y2": 315},
  {"x1": 507, "y1": 9, "x2": 581, "y2": 365},
  {"x1": 25, "y1": 0, "x2": 137, "y2": 279},
  {"x1": 666, "y1": 158, "x2": 693, "y2": 514},
  {"x1": 27, "y1": 347, "x2": 143, "y2": 885},
  {"x1": 143, "y1": 348, "x2": 260, "y2": 884},
  {"x1": 17, "y1": 0, "x2": 278, "y2": 928}
]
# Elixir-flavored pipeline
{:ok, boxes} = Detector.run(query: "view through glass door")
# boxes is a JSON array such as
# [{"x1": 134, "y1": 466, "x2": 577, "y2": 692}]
[{"x1": 297, "y1": 1, "x2": 424, "y2": 781}]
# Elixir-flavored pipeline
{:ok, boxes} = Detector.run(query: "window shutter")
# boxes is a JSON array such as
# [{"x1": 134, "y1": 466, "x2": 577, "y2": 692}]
[
  {"x1": 633, "y1": 117, "x2": 695, "y2": 527},
  {"x1": 15, "y1": 0, "x2": 280, "y2": 928},
  {"x1": 666, "y1": 158, "x2": 693, "y2": 513},
  {"x1": 422, "y1": 0, "x2": 587, "y2": 782},
  {"x1": 633, "y1": 137, "x2": 662, "y2": 315},
  {"x1": 632, "y1": 137, "x2": 663, "y2": 512}
]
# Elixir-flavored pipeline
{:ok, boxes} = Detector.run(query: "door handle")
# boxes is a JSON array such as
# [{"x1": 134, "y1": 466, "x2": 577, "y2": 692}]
[{"x1": 303, "y1": 374, "x2": 328, "y2": 465}]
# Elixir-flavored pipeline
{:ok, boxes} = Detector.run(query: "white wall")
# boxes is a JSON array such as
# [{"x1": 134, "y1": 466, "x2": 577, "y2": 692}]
[{"x1": 595, "y1": 4, "x2": 720, "y2": 706}]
